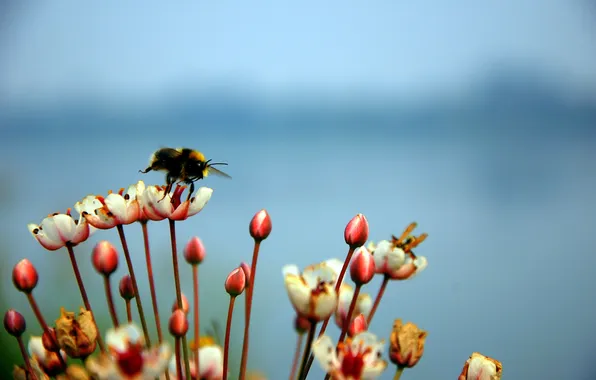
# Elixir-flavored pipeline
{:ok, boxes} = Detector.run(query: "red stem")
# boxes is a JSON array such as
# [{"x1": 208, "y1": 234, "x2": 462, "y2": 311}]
[
  {"x1": 103, "y1": 275, "x2": 119, "y2": 327},
  {"x1": 367, "y1": 275, "x2": 389, "y2": 325},
  {"x1": 175, "y1": 337, "x2": 183, "y2": 380},
  {"x1": 193, "y1": 264, "x2": 200, "y2": 378},
  {"x1": 289, "y1": 333, "x2": 304, "y2": 380},
  {"x1": 223, "y1": 296, "x2": 237, "y2": 380},
  {"x1": 66, "y1": 244, "x2": 105, "y2": 352},
  {"x1": 169, "y1": 219, "x2": 192, "y2": 380},
  {"x1": 296, "y1": 322, "x2": 317, "y2": 380},
  {"x1": 238, "y1": 240, "x2": 261, "y2": 380},
  {"x1": 337, "y1": 284, "x2": 361, "y2": 343},
  {"x1": 116, "y1": 225, "x2": 151, "y2": 345},
  {"x1": 141, "y1": 221, "x2": 164, "y2": 342},
  {"x1": 16, "y1": 336, "x2": 37, "y2": 380},
  {"x1": 26, "y1": 293, "x2": 68, "y2": 369},
  {"x1": 126, "y1": 300, "x2": 132, "y2": 323}
]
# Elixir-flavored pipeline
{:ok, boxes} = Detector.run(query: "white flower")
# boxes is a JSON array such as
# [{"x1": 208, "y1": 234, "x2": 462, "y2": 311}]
[
  {"x1": 28, "y1": 211, "x2": 93, "y2": 251},
  {"x1": 370, "y1": 240, "x2": 427, "y2": 280},
  {"x1": 283, "y1": 261, "x2": 339, "y2": 322},
  {"x1": 334, "y1": 283, "x2": 373, "y2": 329},
  {"x1": 75, "y1": 182, "x2": 144, "y2": 229},
  {"x1": 28, "y1": 336, "x2": 66, "y2": 376},
  {"x1": 86, "y1": 323, "x2": 171, "y2": 380},
  {"x1": 139, "y1": 184, "x2": 213, "y2": 221},
  {"x1": 312, "y1": 332, "x2": 387, "y2": 379},
  {"x1": 459, "y1": 352, "x2": 503, "y2": 380},
  {"x1": 166, "y1": 344, "x2": 224, "y2": 380}
]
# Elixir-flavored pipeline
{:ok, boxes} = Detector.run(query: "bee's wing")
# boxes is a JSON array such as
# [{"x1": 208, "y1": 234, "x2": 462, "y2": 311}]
[{"x1": 207, "y1": 166, "x2": 232, "y2": 179}]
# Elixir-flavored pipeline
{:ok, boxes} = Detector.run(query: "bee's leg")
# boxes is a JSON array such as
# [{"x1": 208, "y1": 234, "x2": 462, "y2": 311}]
[
  {"x1": 186, "y1": 181, "x2": 195, "y2": 202},
  {"x1": 158, "y1": 175, "x2": 175, "y2": 202}
]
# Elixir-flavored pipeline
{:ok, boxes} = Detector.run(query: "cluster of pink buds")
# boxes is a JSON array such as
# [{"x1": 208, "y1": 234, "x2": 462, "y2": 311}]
[{"x1": 4, "y1": 177, "x2": 502, "y2": 380}]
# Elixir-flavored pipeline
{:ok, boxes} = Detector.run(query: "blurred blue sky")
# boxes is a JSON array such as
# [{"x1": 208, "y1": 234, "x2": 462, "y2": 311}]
[{"x1": 1, "y1": 2, "x2": 596, "y2": 380}]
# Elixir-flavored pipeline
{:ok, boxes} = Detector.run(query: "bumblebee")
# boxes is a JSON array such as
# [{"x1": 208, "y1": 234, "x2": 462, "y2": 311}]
[{"x1": 139, "y1": 147, "x2": 231, "y2": 201}]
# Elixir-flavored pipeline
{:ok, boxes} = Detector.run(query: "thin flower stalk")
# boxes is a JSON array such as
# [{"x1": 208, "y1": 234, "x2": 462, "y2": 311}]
[
  {"x1": 296, "y1": 321, "x2": 317, "y2": 380},
  {"x1": 288, "y1": 333, "x2": 304, "y2": 380},
  {"x1": 239, "y1": 240, "x2": 261, "y2": 380},
  {"x1": 17, "y1": 335, "x2": 38, "y2": 380},
  {"x1": 394, "y1": 366, "x2": 405, "y2": 380},
  {"x1": 66, "y1": 244, "x2": 105, "y2": 352},
  {"x1": 193, "y1": 264, "x2": 201, "y2": 378},
  {"x1": 367, "y1": 274, "x2": 389, "y2": 325},
  {"x1": 126, "y1": 301, "x2": 132, "y2": 323},
  {"x1": 168, "y1": 219, "x2": 192, "y2": 380},
  {"x1": 26, "y1": 294, "x2": 69, "y2": 370},
  {"x1": 222, "y1": 295, "x2": 236, "y2": 380},
  {"x1": 103, "y1": 275, "x2": 119, "y2": 328},
  {"x1": 116, "y1": 224, "x2": 151, "y2": 345},
  {"x1": 337, "y1": 283, "x2": 362, "y2": 344},
  {"x1": 141, "y1": 221, "x2": 164, "y2": 343}
]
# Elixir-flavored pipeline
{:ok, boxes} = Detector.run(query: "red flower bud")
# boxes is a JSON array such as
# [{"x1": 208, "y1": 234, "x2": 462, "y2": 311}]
[
  {"x1": 172, "y1": 293, "x2": 189, "y2": 314},
  {"x1": 294, "y1": 315, "x2": 311, "y2": 335},
  {"x1": 184, "y1": 236, "x2": 206, "y2": 265},
  {"x1": 3, "y1": 309, "x2": 26, "y2": 337},
  {"x1": 42, "y1": 327, "x2": 60, "y2": 352},
  {"x1": 349, "y1": 247, "x2": 376, "y2": 285},
  {"x1": 240, "y1": 262, "x2": 251, "y2": 288},
  {"x1": 348, "y1": 314, "x2": 368, "y2": 337},
  {"x1": 249, "y1": 209, "x2": 272, "y2": 241},
  {"x1": 91, "y1": 241, "x2": 119, "y2": 276},
  {"x1": 344, "y1": 214, "x2": 369, "y2": 248},
  {"x1": 118, "y1": 275, "x2": 135, "y2": 300},
  {"x1": 168, "y1": 309, "x2": 188, "y2": 337},
  {"x1": 225, "y1": 267, "x2": 246, "y2": 297},
  {"x1": 12, "y1": 259, "x2": 38, "y2": 293}
]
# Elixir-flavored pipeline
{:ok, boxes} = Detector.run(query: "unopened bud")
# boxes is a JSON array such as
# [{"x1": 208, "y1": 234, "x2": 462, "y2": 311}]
[
  {"x1": 91, "y1": 241, "x2": 119, "y2": 276},
  {"x1": 184, "y1": 236, "x2": 206, "y2": 265},
  {"x1": 118, "y1": 275, "x2": 135, "y2": 300},
  {"x1": 12, "y1": 259, "x2": 38, "y2": 293},
  {"x1": 168, "y1": 309, "x2": 188, "y2": 337},
  {"x1": 240, "y1": 262, "x2": 251, "y2": 288},
  {"x1": 249, "y1": 209, "x2": 272, "y2": 241},
  {"x1": 3, "y1": 309, "x2": 26, "y2": 337},
  {"x1": 347, "y1": 314, "x2": 368, "y2": 337},
  {"x1": 42, "y1": 327, "x2": 60, "y2": 352},
  {"x1": 349, "y1": 247, "x2": 376, "y2": 285},
  {"x1": 294, "y1": 315, "x2": 311, "y2": 335},
  {"x1": 344, "y1": 214, "x2": 369, "y2": 248},
  {"x1": 172, "y1": 293, "x2": 189, "y2": 314},
  {"x1": 225, "y1": 267, "x2": 246, "y2": 297}
]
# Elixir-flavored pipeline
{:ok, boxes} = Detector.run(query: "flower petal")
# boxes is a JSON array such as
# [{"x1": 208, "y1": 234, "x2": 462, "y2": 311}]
[
  {"x1": 312, "y1": 284, "x2": 338, "y2": 321},
  {"x1": 28, "y1": 222, "x2": 63, "y2": 250},
  {"x1": 284, "y1": 275, "x2": 311, "y2": 316},
  {"x1": 142, "y1": 343, "x2": 172, "y2": 378},
  {"x1": 106, "y1": 323, "x2": 144, "y2": 352},
  {"x1": 282, "y1": 265, "x2": 300, "y2": 278},
  {"x1": 198, "y1": 345, "x2": 224, "y2": 379},
  {"x1": 312, "y1": 335, "x2": 340, "y2": 374},
  {"x1": 186, "y1": 187, "x2": 213, "y2": 217}
]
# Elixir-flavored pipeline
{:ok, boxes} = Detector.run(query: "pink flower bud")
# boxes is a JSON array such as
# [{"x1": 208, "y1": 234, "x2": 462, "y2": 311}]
[
  {"x1": 249, "y1": 209, "x2": 272, "y2": 241},
  {"x1": 42, "y1": 327, "x2": 59, "y2": 352},
  {"x1": 225, "y1": 267, "x2": 246, "y2": 297},
  {"x1": 294, "y1": 315, "x2": 311, "y2": 335},
  {"x1": 119, "y1": 275, "x2": 135, "y2": 300},
  {"x1": 184, "y1": 236, "x2": 206, "y2": 265},
  {"x1": 349, "y1": 247, "x2": 376, "y2": 285},
  {"x1": 3, "y1": 309, "x2": 26, "y2": 337},
  {"x1": 344, "y1": 214, "x2": 369, "y2": 248},
  {"x1": 172, "y1": 293, "x2": 189, "y2": 314},
  {"x1": 347, "y1": 314, "x2": 368, "y2": 337},
  {"x1": 91, "y1": 241, "x2": 119, "y2": 276},
  {"x1": 240, "y1": 262, "x2": 251, "y2": 288},
  {"x1": 12, "y1": 259, "x2": 38, "y2": 293},
  {"x1": 168, "y1": 309, "x2": 188, "y2": 337}
]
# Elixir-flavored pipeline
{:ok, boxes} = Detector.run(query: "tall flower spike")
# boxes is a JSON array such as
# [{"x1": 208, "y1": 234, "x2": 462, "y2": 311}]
[
  {"x1": 28, "y1": 210, "x2": 93, "y2": 251},
  {"x1": 312, "y1": 332, "x2": 387, "y2": 379},
  {"x1": 458, "y1": 352, "x2": 503, "y2": 380}
]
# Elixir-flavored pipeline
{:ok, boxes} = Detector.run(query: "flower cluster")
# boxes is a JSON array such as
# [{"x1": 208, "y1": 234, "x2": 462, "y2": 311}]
[{"x1": 4, "y1": 177, "x2": 502, "y2": 380}]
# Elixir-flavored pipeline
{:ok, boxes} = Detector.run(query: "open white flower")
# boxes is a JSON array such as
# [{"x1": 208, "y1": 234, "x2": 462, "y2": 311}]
[
  {"x1": 458, "y1": 352, "x2": 503, "y2": 380},
  {"x1": 369, "y1": 240, "x2": 427, "y2": 280},
  {"x1": 139, "y1": 184, "x2": 213, "y2": 221},
  {"x1": 75, "y1": 182, "x2": 143, "y2": 229},
  {"x1": 312, "y1": 332, "x2": 387, "y2": 380},
  {"x1": 166, "y1": 344, "x2": 224, "y2": 380},
  {"x1": 86, "y1": 323, "x2": 171, "y2": 380},
  {"x1": 28, "y1": 210, "x2": 93, "y2": 251},
  {"x1": 334, "y1": 283, "x2": 373, "y2": 329},
  {"x1": 283, "y1": 261, "x2": 339, "y2": 322}
]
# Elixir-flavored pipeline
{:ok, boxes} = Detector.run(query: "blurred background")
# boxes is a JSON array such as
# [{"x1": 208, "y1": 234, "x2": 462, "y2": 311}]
[{"x1": 1, "y1": 1, "x2": 596, "y2": 379}]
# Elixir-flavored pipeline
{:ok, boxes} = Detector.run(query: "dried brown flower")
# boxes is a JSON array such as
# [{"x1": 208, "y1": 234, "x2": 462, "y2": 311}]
[
  {"x1": 458, "y1": 352, "x2": 503, "y2": 380},
  {"x1": 389, "y1": 318, "x2": 427, "y2": 368},
  {"x1": 55, "y1": 307, "x2": 98, "y2": 358}
]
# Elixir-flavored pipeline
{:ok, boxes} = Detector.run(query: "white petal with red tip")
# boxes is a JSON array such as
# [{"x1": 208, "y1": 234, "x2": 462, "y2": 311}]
[
  {"x1": 467, "y1": 354, "x2": 500, "y2": 380},
  {"x1": 284, "y1": 275, "x2": 311, "y2": 316},
  {"x1": 28, "y1": 222, "x2": 63, "y2": 250},
  {"x1": 312, "y1": 335, "x2": 340, "y2": 374},
  {"x1": 313, "y1": 286, "x2": 338, "y2": 321},
  {"x1": 198, "y1": 345, "x2": 224, "y2": 379},
  {"x1": 141, "y1": 186, "x2": 173, "y2": 219},
  {"x1": 372, "y1": 240, "x2": 405, "y2": 274},
  {"x1": 106, "y1": 323, "x2": 144, "y2": 352},
  {"x1": 187, "y1": 187, "x2": 213, "y2": 217}
]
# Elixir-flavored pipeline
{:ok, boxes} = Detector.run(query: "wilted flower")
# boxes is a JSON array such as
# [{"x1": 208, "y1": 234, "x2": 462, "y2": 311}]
[
  {"x1": 312, "y1": 332, "x2": 387, "y2": 379},
  {"x1": 282, "y1": 261, "x2": 339, "y2": 322},
  {"x1": 54, "y1": 307, "x2": 98, "y2": 358},
  {"x1": 86, "y1": 323, "x2": 171, "y2": 380},
  {"x1": 335, "y1": 284, "x2": 373, "y2": 330},
  {"x1": 458, "y1": 352, "x2": 503, "y2": 380},
  {"x1": 389, "y1": 319, "x2": 427, "y2": 368},
  {"x1": 28, "y1": 210, "x2": 93, "y2": 251}
]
